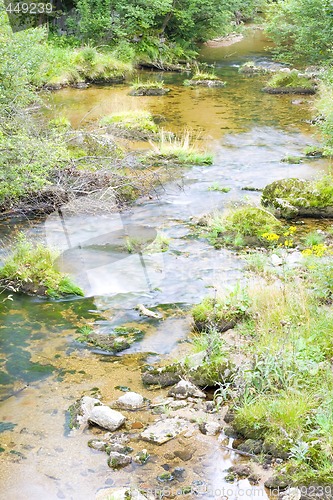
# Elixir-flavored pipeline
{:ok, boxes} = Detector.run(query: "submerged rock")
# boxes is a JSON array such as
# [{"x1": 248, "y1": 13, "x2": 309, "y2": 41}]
[
  {"x1": 129, "y1": 87, "x2": 170, "y2": 96},
  {"x1": 184, "y1": 79, "x2": 226, "y2": 87},
  {"x1": 141, "y1": 417, "x2": 189, "y2": 444},
  {"x1": 168, "y1": 380, "x2": 206, "y2": 399},
  {"x1": 88, "y1": 406, "x2": 126, "y2": 431},
  {"x1": 142, "y1": 365, "x2": 181, "y2": 387}
]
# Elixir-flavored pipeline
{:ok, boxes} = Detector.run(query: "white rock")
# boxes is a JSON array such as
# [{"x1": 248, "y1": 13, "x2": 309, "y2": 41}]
[
  {"x1": 270, "y1": 254, "x2": 283, "y2": 266},
  {"x1": 114, "y1": 391, "x2": 144, "y2": 410},
  {"x1": 141, "y1": 417, "x2": 188, "y2": 444},
  {"x1": 286, "y1": 251, "x2": 302, "y2": 266},
  {"x1": 203, "y1": 421, "x2": 221, "y2": 436},
  {"x1": 89, "y1": 406, "x2": 126, "y2": 431},
  {"x1": 168, "y1": 379, "x2": 206, "y2": 399},
  {"x1": 76, "y1": 396, "x2": 101, "y2": 428},
  {"x1": 279, "y1": 488, "x2": 301, "y2": 500},
  {"x1": 96, "y1": 488, "x2": 150, "y2": 500}
]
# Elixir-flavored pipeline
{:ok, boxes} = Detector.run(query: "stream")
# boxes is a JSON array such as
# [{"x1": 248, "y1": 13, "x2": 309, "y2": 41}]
[{"x1": 0, "y1": 29, "x2": 331, "y2": 499}]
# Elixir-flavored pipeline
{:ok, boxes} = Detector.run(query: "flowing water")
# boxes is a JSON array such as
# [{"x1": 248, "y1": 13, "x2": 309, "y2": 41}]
[{"x1": 0, "y1": 29, "x2": 331, "y2": 499}]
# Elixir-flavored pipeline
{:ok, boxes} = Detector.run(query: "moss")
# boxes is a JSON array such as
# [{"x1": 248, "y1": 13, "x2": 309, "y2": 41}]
[
  {"x1": 129, "y1": 80, "x2": 169, "y2": 96},
  {"x1": 239, "y1": 61, "x2": 269, "y2": 75},
  {"x1": 261, "y1": 176, "x2": 333, "y2": 218},
  {"x1": 77, "y1": 326, "x2": 144, "y2": 353},
  {"x1": 264, "y1": 70, "x2": 316, "y2": 94},
  {"x1": 100, "y1": 110, "x2": 158, "y2": 136},
  {"x1": 0, "y1": 235, "x2": 83, "y2": 298},
  {"x1": 205, "y1": 206, "x2": 283, "y2": 248}
]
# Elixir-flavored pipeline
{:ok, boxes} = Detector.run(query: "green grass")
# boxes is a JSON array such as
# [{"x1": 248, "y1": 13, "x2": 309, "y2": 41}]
[
  {"x1": 281, "y1": 155, "x2": 303, "y2": 164},
  {"x1": 226, "y1": 261, "x2": 333, "y2": 484},
  {"x1": 146, "y1": 130, "x2": 213, "y2": 166},
  {"x1": 192, "y1": 285, "x2": 250, "y2": 332},
  {"x1": 191, "y1": 71, "x2": 221, "y2": 81},
  {"x1": 0, "y1": 235, "x2": 84, "y2": 298},
  {"x1": 100, "y1": 110, "x2": 158, "y2": 133},
  {"x1": 130, "y1": 79, "x2": 165, "y2": 91},
  {"x1": 208, "y1": 182, "x2": 230, "y2": 192},
  {"x1": 266, "y1": 70, "x2": 314, "y2": 90}
]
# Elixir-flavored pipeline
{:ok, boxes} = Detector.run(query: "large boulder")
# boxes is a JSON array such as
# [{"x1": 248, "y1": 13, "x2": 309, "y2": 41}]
[{"x1": 261, "y1": 178, "x2": 333, "y2": 219}]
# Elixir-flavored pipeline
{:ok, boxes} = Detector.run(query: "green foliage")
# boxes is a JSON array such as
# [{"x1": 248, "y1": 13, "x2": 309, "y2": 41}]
[
  {"x1": 146, "y1": 130, "x2": 213, "y2": 166},
  {"x1": 100, "y1": 110, "x2": 158, "y2": 133},
  {"x1": 0, "y1": 235, "x2": 84, "y2": 298},
  {"x1": 192, "y1": 285, "x2": 250, "y2": 331},
  {"x1": 208, "y1": 182, "x2": 231, "y2": 192},
  {"x1": 266, "y1": 70, "x2": 314, "y2": 90},
  {"x1": 265, "y1": 0, "x2": 333, "y2": 64},
  {"x1": 130, "y1": 79, "x2": 165, "y2": 91},
  {"x1": 0, "y1": 113, "x2": 69, "y2": 209}
]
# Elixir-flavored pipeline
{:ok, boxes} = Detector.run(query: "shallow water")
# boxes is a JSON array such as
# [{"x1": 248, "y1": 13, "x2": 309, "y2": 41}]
[{"x1": 0, "y1": 29, "x2": 331, "y2": 499}]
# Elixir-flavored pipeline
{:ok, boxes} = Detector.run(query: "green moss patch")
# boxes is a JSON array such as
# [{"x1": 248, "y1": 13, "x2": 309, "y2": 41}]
[
  {"x1": 100, "y1": 110, "x2": 158, "y2": 139},
  {"x1": 261, "y1": 176, "x2": 333, "y2": 219},
  {"x1": 77, "y1": 325, "x2": 144, "y2": 353}
]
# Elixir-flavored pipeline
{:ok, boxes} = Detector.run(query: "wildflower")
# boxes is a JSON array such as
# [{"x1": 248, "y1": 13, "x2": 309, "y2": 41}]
[{"x1": 261, "y1": 232, "x2": 279, "y2": 242}]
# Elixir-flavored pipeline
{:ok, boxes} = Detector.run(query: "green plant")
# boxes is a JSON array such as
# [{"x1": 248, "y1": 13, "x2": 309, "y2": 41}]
[
  {"x1": 146, "y1": 130, "x2": 213, "y2": 166},
  {"x1": 208, "y1": 182, "x2": 230, "y2": 192},
  {"x1": 0, "y1": 235, "x2": 84, "y2": 298},
  {"x1": 100, "y1": 110, "x2": 158, "y2": 133},
  {"x1": 266, "y1": 70, "x2": 314, "y2": 90}
]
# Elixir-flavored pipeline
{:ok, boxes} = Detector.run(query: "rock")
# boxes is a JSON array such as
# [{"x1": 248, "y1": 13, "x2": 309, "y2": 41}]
[
  {"x1": 136, "y1": 304, "x2": 162, "y2": 319},
  {"x1": 69, "y1": 396, "x2": 101, "y2": 429},
  {"x1": 279, "y1": 488, "x2": 301, "y2": 500},
  {"x1": 174, "y1": 448, "x2": 194, "y2": 461},
  {"x1": 89, "y1": 406, "x2": 126, "y2": 431},
  {"x1": 141, "y1": 417, "x2": 188, "y2": 444},
  {"x1": 88, "y1": 439, "x2": 108, "y2": 451},
  {"x1": 157, "y1": 472, "x2": 174, "y2": 482},
  {"x1": 199, "y1": 421, "x2": 221, "y2": 436},
  {"x1": 263, "y1": 442, "x2": 289, "y2": 460},
  {"x1": 112, "y1": 392, "x2": 145, "y2": 410},
  {"x1": 173, "y1": 467, "x2": 185, "y2": 478},
  {"x1": 169, "y1": 400, "x2": 188, "y2": 409},
  {"x1": 228, "y1": 464, "x2": 254, "y2": 478},
  {"x1": 271, "y1": 254, "x2": 283, "y2": 267},
  {"x1": 235, "y1": 439, "x2": 263, "y2": 455},
  {"x1": 142, "y1": 365, "x2": 181, "y2": 387},
  {"x1": 129, "y1": 88, "x2": 170, "y2": 96},
  {"x1": 96, "y1": 488, "x2": 149, "y2": 500},
  {"x1": 168, "y1": 380, "x2": 206, "y2": 400},
  {"x1": 224, "y1": 411, "x2": 235, "y2": 423},
  {"x1": 133, "y1": 449, "x2": 150, "y2": 465},
  {"x1": 264, "y1": 474, "x2": 290, "y2": 490},
  {"x1": 106, "y1": 443, "x2": 133, "y2": 455},
  {"x1": 108, "y1": 452, "x2": 132, "y2": 469},
  {"x1": 262, "y1": 178, "x2": 333, "y2": 219},
  {"x1": 185, "y1": 79, "x2": 226, "y2": 87}
]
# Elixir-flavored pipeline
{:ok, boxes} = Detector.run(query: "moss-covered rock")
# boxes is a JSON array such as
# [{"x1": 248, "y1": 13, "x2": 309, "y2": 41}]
[
  {"x1": 263, "y1": 70, "x2": 316, "y2": 95},
  {"x1": 77, "y1": 326, "x2": 144, "y2": 353},
  {"x1": 261, "y1": 177, "x2": 333, "y2": 219}
]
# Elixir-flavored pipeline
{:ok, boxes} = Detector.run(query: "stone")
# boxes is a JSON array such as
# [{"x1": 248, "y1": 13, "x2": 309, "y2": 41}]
[
  {"x1": 96, "y1": 488, "x2": 149, "y2": 500},
  {"x1": 264, "y1": 474, "x2": 290, "y2": 490},
  {"x1": 168, "y1": 380, "x2": 206, "y2": 400},
  {"x1": 141, "y1": 418, "x2": 188, "y2": 445},
  {"x1": 106, "y1": 443, "x2": 133, "y2": 454},
  {"x1": 174, "y1": 448, "x2": 194, "y2": 461},
  {"x1": 136, "y1": 304, "x2": 162, "y2": 319},
  {"x1": 271, "y1": 254, "x2": 283, "y2": 267},
  {"x1": 69, "y1": 396, "x2": 101, "y2": 430},
  {"x1": 228, "y1": 464, "x2": 254, "y2": 478},
  {"x1": 88, "y1": 439, "x2": 108, "y2": 451},
  {"x1": 112, "y1": 392, "x2": 144, "y2": 410},
  {"x1": 133, "y1": 449, "x2": 150, "y2": 465},
  {"x1": 142, "y1": 366, "x2": 180, "y2": 387},
  {"x1": 89, "y1": 406, "x2": 126, "y2": 432},
  {"x1": 169, "y1": 400, "x2": 188, "y2": 409},
  {"x1": 199, "y1": 421, "x2": 221, "y2": 436},
  {"x1": 261, "y1": 178, "x2": 333, "y2": 219},
  {"x1": 107, "y1": 452, "x2": 132, "y2": 469},
  {"x1": 279, "y1": 488, "x2": 301, "y2": 500},
  {"x1": 235, "y1": 439, "x2": 263, "y2": 455}
]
